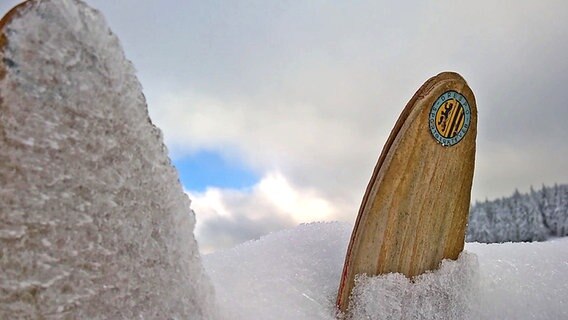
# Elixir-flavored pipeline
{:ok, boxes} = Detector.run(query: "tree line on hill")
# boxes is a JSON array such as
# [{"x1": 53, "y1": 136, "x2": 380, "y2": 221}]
[{"x1": 466, "y1": 184, "x2": 568, "y2": 243}]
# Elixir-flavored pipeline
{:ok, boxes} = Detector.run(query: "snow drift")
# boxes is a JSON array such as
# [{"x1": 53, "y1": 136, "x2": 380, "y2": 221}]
[
  {"x1": 205, "y1": 222, "x2": 568, "y2": 320},
  {"x1": 0, "y1": 0, "x2": 214, "y2": 318}
]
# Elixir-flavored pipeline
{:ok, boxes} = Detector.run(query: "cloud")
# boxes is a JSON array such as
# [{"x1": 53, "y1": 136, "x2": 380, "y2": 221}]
[
  {"x1": 5, "y1": 0, "x2": 567, "y2": 251},
  {"x1": 190, "y1": 172, "x2": 347, "y2": 253},
  {"x1": 142, "y1": 0, "x2": 568, "y2": 251},
  {"x1": 149, "y1": 89, "x2": 383, "y2": 203},
  {"x1": 145, "y1": 0, "x2": 568, "y2": 204}
]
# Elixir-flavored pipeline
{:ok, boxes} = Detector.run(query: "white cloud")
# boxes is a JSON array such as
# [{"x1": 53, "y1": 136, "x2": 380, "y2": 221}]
[
  {"x1": 149, "y1": 89, "x2": 383, "y2": 203},
  {"x1": 189, "y1": 172, "x2": 348, "y2": 253},
  {"x1": 254, "y1": 172, "x2": 335, "y2": 223}
]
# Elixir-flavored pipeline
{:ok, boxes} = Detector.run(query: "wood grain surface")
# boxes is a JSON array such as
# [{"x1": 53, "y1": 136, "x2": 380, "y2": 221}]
[{"x1": 337, "y1": 72, "x2": 477, "y2": 312}]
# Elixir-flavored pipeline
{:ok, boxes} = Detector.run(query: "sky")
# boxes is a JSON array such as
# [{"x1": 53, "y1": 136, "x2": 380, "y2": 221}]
[{"x1": 2, "y1": 0, "x2": 567, "y2": 253}]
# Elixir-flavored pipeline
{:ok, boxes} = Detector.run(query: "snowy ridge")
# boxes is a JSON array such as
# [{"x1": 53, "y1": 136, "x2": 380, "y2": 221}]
[
  {"x1": 206, "y1": 222, "x2": 568, "y2": 320},
  {"x1": 0, "y1": 0, "x2": 215, "y2": 318}
]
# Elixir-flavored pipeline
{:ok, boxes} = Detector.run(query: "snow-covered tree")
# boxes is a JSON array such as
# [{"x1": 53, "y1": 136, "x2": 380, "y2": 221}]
[
  {"x1": 538, "y1": 184, "x2": 568, "y2": 237},
  {"x1": 467, "y1": 184, "x2": 565, "y2": 243}
]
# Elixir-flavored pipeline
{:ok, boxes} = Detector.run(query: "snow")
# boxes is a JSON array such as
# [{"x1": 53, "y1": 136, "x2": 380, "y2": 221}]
[
  {"x1": 347, "y1": 252, "x2": 478, "y2": 320},
  {"x1": 206, "y1": 222, "x2": 568, "y2": 320},
  {"x1": 0, "y1": 0, "x2": 214, "y2": 318},
  {"x1": 204, "y1": 222, "x2": 350, "y2": 320},
  {"x1": 469, "y1": 240, "x2": 568, "y2": 319}
]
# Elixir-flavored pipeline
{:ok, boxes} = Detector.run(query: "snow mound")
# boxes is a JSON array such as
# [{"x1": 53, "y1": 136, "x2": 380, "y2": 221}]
[
  {"x1": 205, "y1": 222, "x2": 351, "y2": 320},
  {"x1": 469, "y1": 240, "x2": 568, "y2": 319},
  {"x1": 206, "y1": 222, "x2": 568, "y2": 320},
  {"x1": 0, "y1": 0, "x2": 214, "y2": 318}
]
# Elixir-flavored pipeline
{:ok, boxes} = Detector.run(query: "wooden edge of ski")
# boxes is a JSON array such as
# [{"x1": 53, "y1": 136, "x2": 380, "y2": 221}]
[
  {"x1": 336, "y1": 72, "x2": 477, "y2": 313},
  {"x1": 1, "y1": 1, "x2": 34, "y2": 80}
]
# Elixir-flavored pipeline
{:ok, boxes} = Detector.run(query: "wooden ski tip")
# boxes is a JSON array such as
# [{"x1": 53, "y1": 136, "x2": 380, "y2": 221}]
[
  {"x1": 1, "y1": 1, "x2": 34, "y2": 79},
  {"x1": 336, "y1": 72, "x2": 477, "y2": 313},
  {"x1": 1, "y1": 1, "x2": 32, "y2": 28}
]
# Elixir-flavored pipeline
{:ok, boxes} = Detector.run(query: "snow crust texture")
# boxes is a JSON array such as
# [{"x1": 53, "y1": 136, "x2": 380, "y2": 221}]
[
  {"x1": 0, "y1": 0, "x2": 215, "y2": 318},
  {"x1": 346, "y1": 252, "x2": 478, "y2": 320},
  {"x1": 206, "y1": 222, "x2": 568, "y2": 320}
]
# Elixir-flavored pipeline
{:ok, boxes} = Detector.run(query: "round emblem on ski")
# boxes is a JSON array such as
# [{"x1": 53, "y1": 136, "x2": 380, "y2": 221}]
[{"x1": 428, "y1": 90, "x2": 471, "y2": 146}]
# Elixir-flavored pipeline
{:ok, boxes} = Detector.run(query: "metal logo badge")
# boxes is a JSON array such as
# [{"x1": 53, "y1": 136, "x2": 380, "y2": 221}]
[{"x1": 429, "y1": 91, "x2": 471, "y2": 146}]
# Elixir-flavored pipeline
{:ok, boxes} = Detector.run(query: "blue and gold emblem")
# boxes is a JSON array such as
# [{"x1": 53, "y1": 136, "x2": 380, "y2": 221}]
[{"x1": 429, "y1": 91, "x2": 471, "y2": 146}]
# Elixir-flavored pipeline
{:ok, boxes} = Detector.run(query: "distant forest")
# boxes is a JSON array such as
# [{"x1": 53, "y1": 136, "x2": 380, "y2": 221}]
[{"x1": 466, "y1": 184, "x2": 568, "y2": 243}]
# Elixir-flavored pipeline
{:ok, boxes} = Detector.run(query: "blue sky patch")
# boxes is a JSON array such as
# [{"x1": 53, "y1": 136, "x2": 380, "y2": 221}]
[{"x1": 172, "y1": 150, "x2": 259, "y2": 192}]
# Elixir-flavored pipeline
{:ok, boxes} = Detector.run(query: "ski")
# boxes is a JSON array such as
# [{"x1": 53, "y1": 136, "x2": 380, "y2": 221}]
[{"x1": 337, "y1": 72, "x2": 477, "y2": 312}]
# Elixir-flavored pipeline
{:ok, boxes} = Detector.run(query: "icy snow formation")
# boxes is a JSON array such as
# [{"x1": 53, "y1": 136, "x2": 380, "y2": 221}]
[
  {"x1": 206, "y1": 222, "x2": 568, "y2": 320},
  {"x1": 0, "y1": 0, "x2": 214, "y2": 318},
  {"x1": 346, "y1": 252, "x2": 478, "y2": 320}
]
